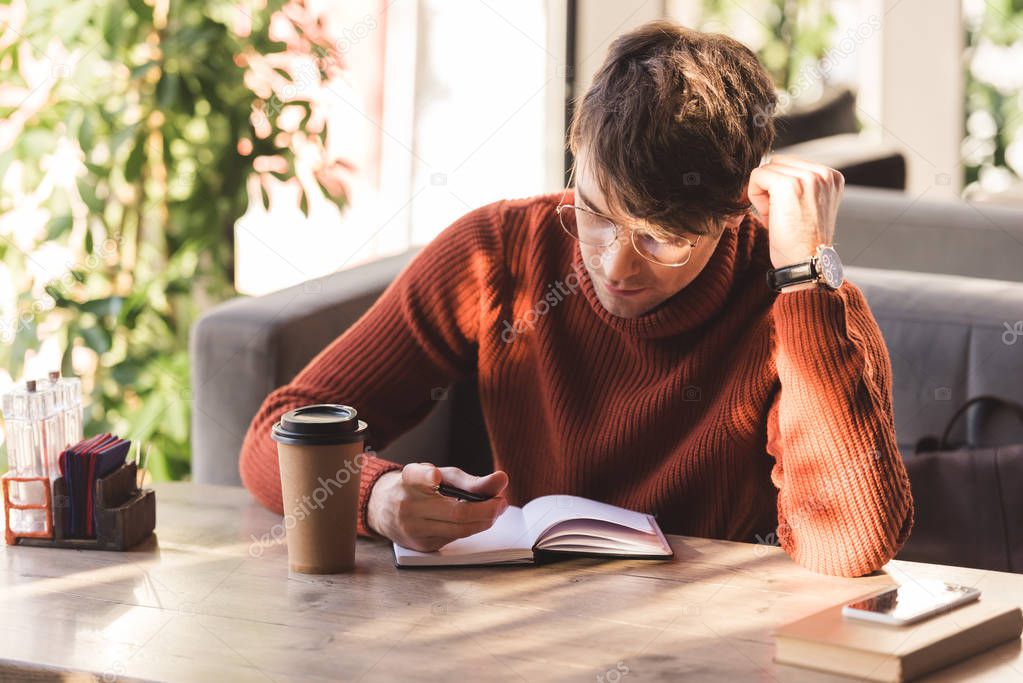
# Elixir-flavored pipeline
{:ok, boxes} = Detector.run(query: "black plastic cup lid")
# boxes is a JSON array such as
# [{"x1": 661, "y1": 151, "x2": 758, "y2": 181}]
[{"x1": 271, "y1": 404, "x2": 369, "y2": 445}]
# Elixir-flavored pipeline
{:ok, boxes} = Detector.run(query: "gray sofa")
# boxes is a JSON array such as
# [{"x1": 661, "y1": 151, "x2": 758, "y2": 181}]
[{"x1": 190, "y1": 186, "x2": 1023, "y2": 486}]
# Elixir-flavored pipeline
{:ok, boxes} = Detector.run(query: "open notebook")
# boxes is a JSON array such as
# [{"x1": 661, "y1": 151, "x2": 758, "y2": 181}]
[{"x1": 393, "y1": 494, "x2": 673, "y2": 567}]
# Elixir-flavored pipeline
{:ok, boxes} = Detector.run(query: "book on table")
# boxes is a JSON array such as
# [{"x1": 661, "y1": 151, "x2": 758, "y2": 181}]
[
  {"x1": 773, "y1": 596, "x2": 1023, "y2": 682},
  {"x1": 392, "y1": 494, "x2": 673, "y2": 567}
]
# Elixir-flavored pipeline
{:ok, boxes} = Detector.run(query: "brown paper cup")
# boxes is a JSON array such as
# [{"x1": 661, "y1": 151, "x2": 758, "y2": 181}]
[{"x1": 271, "y1": 405, "x2": 370, "y2": 574}]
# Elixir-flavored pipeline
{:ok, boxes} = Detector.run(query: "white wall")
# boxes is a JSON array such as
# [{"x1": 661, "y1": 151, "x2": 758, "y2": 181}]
[
  {"x1": 859, "y1": 0, "x2": 963, "y2": 199},
  {"x1": 574, "y1": 0, "x2": 667, "y2": 97}
]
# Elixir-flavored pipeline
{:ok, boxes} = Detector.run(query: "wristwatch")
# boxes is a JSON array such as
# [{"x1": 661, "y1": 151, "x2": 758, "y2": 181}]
[{"x1": 766, "y1": 244, "x2": 845, "y2": 292}]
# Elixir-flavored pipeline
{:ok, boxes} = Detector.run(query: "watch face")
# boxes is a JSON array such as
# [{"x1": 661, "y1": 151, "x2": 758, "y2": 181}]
[{"x1": 816, "y1": 245, "x2": 844, "y2": 289}]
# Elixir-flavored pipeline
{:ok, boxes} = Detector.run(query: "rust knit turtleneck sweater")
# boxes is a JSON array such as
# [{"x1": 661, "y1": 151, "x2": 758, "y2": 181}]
[{"x1": 239, "y1": 190, "x2": 913, "y2": 578}]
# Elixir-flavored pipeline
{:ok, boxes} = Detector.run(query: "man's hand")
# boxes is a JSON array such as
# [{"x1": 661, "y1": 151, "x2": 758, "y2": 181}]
[
  {"x1": 747, "y1": 154, "x2": 845, "y2": 269},
  {"x1": 366, "y1": 462, "x2": 510, "y2": 552}
]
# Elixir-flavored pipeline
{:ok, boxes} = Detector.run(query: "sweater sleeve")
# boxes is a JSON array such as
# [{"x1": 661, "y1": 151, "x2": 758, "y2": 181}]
[
  {"x1": 765, "y1": 281, "x2": 914, "y2": 577},
  {"x1": 239, "y1": 201, "x2": 504, "y2": 537}
]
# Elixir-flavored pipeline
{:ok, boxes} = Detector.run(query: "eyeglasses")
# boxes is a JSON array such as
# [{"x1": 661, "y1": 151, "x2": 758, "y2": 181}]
[{"x1": 554, "y1": 189, "x2": 701, "y2": 268}]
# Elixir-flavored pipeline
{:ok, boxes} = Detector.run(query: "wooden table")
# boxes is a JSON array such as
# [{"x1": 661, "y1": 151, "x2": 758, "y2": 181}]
[{"x1": 1, "y1": 483, "x2": 1021, "y2": 682}]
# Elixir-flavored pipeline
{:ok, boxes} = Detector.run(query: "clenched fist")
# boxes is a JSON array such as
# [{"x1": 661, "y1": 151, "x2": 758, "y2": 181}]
[
  {"x1": 366, "y1": 462, "x2": 510, "y2": 552},
  {"x1": 747, "y1": 154, "x2": 845, "y2": 271}
]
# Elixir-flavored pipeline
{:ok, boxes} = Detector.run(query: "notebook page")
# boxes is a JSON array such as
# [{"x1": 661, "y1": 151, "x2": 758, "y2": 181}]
[
  {"x1": 539, "y1": 543, "x2": 664, "y2": 555},
  {"x1": 539, "y1": 520, "x2": 657, "y2": 548},
  {"x1": 537, "y1": 532, "x2": 651, "y2": 551},
  {"x1": 393, "y1": 504, "x2": 534, "y2": 566},
  {"x1": 536, "y1": 518, "x2": 670, "y2": 554},
  {"x1": 521, "y1": 495, "x2": 655, "y2": 542}
]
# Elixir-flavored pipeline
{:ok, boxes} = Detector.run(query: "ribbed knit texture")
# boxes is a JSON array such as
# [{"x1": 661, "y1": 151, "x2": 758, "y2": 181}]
[{"x1": 239, "y1": 190, "x2": 914, "y2": 578}]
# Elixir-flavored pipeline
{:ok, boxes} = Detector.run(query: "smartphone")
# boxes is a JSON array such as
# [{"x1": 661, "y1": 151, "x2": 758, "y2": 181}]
[
  {"x1": 435, "y1": 482, "x2": 492, "y2": 502},
  {"x1": 841, "y1": 580, "x2": 981, "y2": 626}
]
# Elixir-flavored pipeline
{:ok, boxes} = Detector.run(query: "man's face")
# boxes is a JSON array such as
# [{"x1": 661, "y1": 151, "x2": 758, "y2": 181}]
[{"x1": 573, "y1": 157, "x2": 743, "y2": 318}]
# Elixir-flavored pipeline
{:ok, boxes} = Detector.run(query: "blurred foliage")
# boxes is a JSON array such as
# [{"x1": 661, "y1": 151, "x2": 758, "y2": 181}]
[
  {"x1": 0, "y1": 0, "x2": 347, "y2": 479},
  {"x1": 700, "y1": 0, "x2": 836, "y2": 93},
  {"x1": 962, "y1": 0, "x2": 1023, "y2": 195}
]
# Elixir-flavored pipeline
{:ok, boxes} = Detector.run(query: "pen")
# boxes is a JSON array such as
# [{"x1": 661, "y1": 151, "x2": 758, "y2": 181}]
[{"x1": 433, "y1": 482, "x2": 493, "y2": 502}]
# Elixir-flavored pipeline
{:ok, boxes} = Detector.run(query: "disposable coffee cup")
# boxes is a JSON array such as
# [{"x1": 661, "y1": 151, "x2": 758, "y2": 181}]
[{"x1": 271, "y1": 404, "x2": 369, "y2": 574}]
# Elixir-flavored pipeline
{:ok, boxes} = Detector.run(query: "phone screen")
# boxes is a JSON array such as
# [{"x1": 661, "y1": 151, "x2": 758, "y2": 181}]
[{"x1": 845, "y1": 581, "x2": 978, "y2": 622}]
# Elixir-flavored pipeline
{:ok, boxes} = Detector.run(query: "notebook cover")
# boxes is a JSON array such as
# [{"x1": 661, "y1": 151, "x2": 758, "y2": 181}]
[{"x1": 774, "y1": 598, "x2": 1022, "y2": 680}]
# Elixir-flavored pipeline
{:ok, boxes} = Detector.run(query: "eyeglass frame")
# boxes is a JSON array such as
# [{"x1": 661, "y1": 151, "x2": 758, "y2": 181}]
[{"x1": 554, "y1": 186, "x2": 702, "y2": 268}]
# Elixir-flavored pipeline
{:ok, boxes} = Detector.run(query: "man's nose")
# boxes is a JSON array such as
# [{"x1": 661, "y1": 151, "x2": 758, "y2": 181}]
[{"x1": 600, "y1": 231, "x2": 643, "y2": 282}]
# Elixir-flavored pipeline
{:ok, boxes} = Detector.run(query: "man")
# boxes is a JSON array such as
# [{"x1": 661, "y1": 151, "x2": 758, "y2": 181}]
[{"x1": 240, "y1": 20, "x2": 913, "y2": 577}]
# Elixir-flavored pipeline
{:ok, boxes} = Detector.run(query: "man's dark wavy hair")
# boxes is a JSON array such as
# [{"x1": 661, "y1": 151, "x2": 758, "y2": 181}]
[{"x1": 568, "y1": 20, "x2": 777, "y2": 236}]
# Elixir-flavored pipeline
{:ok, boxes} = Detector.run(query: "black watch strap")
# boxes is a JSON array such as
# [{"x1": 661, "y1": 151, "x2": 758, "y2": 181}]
[{"x1": 766, "y1": 259, "x2": 817, "y2": 291}]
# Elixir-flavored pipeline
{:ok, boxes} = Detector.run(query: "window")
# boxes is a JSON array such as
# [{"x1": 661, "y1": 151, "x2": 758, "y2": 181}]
[{"x1": 235, "y1": 0, "x2": 559, "y2": 295}]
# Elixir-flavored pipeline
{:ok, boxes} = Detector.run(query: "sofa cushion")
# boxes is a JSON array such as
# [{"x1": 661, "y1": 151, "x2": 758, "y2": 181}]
[
  {"x1": 849, "y1": 265, "x2": 1023, "y2": 454},
  {"x1": 775, "y1": 133, "x2": 906, "y2": 190},
  {"x1": 837, "y1": 186, "x2": 1023, "y2": 284},
  {"x1": 774, "y1": 87, "x2": 859, "y2": 148}
]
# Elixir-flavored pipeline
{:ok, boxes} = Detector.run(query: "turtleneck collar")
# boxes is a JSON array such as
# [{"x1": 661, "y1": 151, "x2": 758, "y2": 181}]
[{"x1": 569, "y1": 202, "x2": 751, "y2": 340}]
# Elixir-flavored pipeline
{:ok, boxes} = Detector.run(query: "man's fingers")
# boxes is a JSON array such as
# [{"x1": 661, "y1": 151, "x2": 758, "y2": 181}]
[
  {"x1": 767, "y1": 155, "x2": 839, "y2": 184},
  {"x1": 391, "y1": 465, "x2": 512, "y2": 550},
  {"x1": 423, "y1": 494, "x2": 509, "y2": 525},
  {"x1": 750, "y1": 164, "x2": 804, "y2": 198},
  {"x1": 763, "y1": 156, "x2": 845, "y2": 201},
  {"x1": 765, "y1": 160, "x2": 835, "y2": 199},
  {"x1": 408, "y1": 517, "x2": 504, "y2": 541},
  {"x1": 747, "y1": 165, "x2": 782, "y2": 220},
  {"x1": 401, "y1": 535, "x2": 459, "y2": 553},
  {"x1": 437, "y1": 467, "x2": 509, "y2": 497},
  {"x1": 401, "y1": 462, "x2": 442, "y2": 494}
]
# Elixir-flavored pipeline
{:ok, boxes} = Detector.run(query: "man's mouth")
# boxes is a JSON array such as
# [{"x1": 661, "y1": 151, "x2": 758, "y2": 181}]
[{"x1": 604, "y1": 282, "x2": 647, "y2": 297}]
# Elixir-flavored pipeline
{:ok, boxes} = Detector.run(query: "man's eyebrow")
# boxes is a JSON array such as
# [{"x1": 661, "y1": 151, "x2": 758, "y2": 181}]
[
  {"x1": 575, "y1": 186, "x2": 607, "y2": 215},
  {"x1": 574, "y1": 187, "x2": 700, "y2": 239}
]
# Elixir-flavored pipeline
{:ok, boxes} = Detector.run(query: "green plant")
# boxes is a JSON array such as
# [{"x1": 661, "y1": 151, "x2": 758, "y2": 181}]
[
  {"x1": 699, "y1": 0, "x2": 836, "y2": 93},
  {"x1": 962, "y1": 0, "x2": 1023, "y2": 195},
  {"x1": 0, "y1": 0, "x2": 348, "y2": 478}
]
